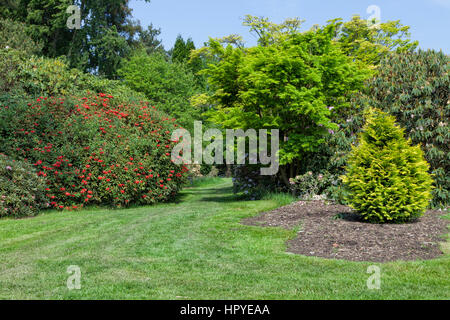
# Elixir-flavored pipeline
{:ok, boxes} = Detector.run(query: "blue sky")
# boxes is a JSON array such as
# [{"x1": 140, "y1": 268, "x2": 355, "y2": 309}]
[{"x1": 130, "y1": 0, "x2": 449, "y2": 53}]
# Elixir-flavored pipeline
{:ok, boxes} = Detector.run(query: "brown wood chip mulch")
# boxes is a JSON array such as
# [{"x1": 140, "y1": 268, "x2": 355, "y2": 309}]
[{"x1": 242, "y1": 201, "x2": 449, "y2": 262}]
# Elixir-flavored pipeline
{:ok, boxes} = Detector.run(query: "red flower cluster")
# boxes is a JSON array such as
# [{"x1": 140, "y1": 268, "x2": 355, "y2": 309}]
[{"x1": 3, "y1": 93, "x2": 189, "y2": 209}]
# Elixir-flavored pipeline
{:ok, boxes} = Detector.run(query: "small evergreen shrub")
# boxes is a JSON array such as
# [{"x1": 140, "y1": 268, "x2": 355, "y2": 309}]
[
  {"x1": 0, "y1": 153, "x2": 48, "y2": 218},
  {"x1": 342, "y1": 109, "x2": 433, "y2": 223}
]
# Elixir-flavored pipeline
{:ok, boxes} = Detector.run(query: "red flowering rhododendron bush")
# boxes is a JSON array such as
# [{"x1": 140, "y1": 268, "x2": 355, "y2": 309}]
[{"x1": 0, "y1": 93, "x2": 189, "y2": 210}]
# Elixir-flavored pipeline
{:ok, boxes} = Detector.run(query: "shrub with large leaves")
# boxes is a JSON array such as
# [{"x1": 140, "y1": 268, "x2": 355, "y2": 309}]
[
  {"x1": 0, "y1": 47, "x2": 146, "y2": 102},
  {"x1": 359, "y1": 50, "x2": 449, "y2": 207},
  {"x1": 342, "y1": 109, "x2": 433, "y2": 223},
  {"x1": 0, "y1": 153, "x2": 48, "y2": 218}
]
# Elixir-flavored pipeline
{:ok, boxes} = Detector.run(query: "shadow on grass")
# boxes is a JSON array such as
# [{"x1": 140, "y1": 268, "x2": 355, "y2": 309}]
[
  {"x1": 173, "y1": 184, "x2": 240, "y2": 204},
  {"x1": 200, "y1": 194, "x2": 244, "y2": 203},
  {"x1": 199, "y1": 187, "x2": 247, "y2": 203}
]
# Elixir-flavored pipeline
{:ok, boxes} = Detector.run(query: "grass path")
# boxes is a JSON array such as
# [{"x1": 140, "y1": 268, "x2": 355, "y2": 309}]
[{"x1": 0, "y1": 178, "x2": 448, "y2": 299}]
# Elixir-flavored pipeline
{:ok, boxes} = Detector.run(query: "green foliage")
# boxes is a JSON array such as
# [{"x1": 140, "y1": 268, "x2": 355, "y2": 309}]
[
  {"x1": 71, "y1": 0, "x2": 152, "y2": 78},
  {"x1": 7, "y1": 0, "x2": 74, "y2": 58},
  {"x1": 135, "y1": 23, "x2": 165, "y2": 55},
  {"x1": 0, "y1": 153, "x2": 48, "y2": 218},
  {"x1": 89, "y1": 26, "x2": 131, "y2": 79},
  {"x1": 283, "y1": 16, "x2": 419, "y2": 202},
  {"x1": 261, "y1": 191, "x2": 297, "y2": 207},
  {"x1": 242, "y1": 14, "x2": 304, "y2": 46},
  {"x1": 199, "y1": 164, "x2": 213, "y2": 176},
  {"x1": 200, "y1": 21, "x2": 372, "y2": 186},
  {"x1": 171, "y1": 36, "x2": 197, "y2": 65},
  {"x1": 289, "y1": 171, "x2": 339, "y2": 200},
  {"x1": 1, "y1": 0, "x2": 152, "y2": 79},
  {"x1": 0, "y1": 0, "x2": 18, "y2": 19},
  {"x1": 118, "y1": 51, "x2": 201, "y2": 131},
  {"x1": 330, "y1": 15, "x2": 418, "y2": 67},
  {"x1": 358, "y1": 50, "x2": 449, "y2": 207},
  {"x1": 342, "y1": 109, "x2": 434, "y2": 223},
  {"x1": 0, "y1": 93, "x2": 189, "y2": 209},
  {"x1": 0, "y1": 48, "x2": 145, "y2": 102},
  {"x1": 232, "y1": 163, "x2": 285, "y2": 199},
  {"x1": 17, "y1": 54, "x2": 81, "y2": 96},
  {"x1": 171, "y1": 35, "x2": 205, "y2": 86},
  {"x1": 80, "y1": 75, "x2": 146, "y2": 104},
  {"x1": 171, "y1": 35, "x2": 190, "y2": 63},
  {"x1": 0, "y1": 48, "x2": 26, "y2": 94},
  {"x1": 0, "y1": 18, "x2": 42, "y2": 55},
  {"x1": 297, "y1": 15, "x2": 418, "y2": 168}
]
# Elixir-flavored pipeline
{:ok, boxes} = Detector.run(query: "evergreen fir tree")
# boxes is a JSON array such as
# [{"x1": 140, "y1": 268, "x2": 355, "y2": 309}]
[{"x1": 172, "y1": 35, "x2": 188, "y2": 63}]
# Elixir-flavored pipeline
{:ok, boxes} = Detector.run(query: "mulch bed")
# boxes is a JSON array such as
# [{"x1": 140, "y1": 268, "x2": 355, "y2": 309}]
[{"x1": 242, "y1": 201, "x2": 449, "y2": 262}]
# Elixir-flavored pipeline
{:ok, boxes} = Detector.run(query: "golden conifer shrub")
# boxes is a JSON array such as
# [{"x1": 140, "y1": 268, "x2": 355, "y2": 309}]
[{"x1": 342, "y1": 108, "x2": 433, "y2": 223}]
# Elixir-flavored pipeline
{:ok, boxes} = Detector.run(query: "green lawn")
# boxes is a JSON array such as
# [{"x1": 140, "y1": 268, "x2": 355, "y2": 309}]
[{"x1": 0, "y1": 178, "x2": 448, "y2": 299}]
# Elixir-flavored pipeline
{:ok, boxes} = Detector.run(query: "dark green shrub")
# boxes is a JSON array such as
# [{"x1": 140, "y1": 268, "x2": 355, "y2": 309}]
[
  {"x1": 0, "y1": 153, "x2": 48, "y2": 218},
  {"x1": 200, "y1": 164, "x2": 213, "y2": 176},
  {"x1": 289, "y1": 171, "x2": 339, "y2": 200},
  {"x1": 232, "y1": 163, "x2": 285, "y2": 200},
  {"x1": 359, "y1": 50, "x2": 449, "y2": 207},
  {"x1": 342, "y1": 109, "x2": 434, "y2": 223},
  {"x1": 0, "y1": 48, "x2": 26, "y2": 94},
  {"x1": 0, "y1": 19, "x2": 43, "y2": 55}
]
